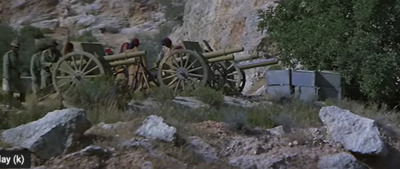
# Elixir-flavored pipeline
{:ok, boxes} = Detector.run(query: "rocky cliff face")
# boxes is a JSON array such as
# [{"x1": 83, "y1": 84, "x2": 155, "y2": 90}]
[
  {"x1": 170, "y1": 0, "x2": 276, "y2": 94},
  {"x1": 0, "y1": 0, "x2": 277, "y2": 94},
  {"x1": 0, "y1": 0, "x2": 184, "y2": 49}
]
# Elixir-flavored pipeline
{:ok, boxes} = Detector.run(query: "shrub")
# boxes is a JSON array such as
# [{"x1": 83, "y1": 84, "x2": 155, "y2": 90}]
[
  {"x1": 258, "y1": 0, "x2": 400, "y2": 107},
  {"x1": 189, "y1": 86, "x2": 224, "y2": 107},
  {"x1": 65, "y1": 76, "x2": 129, "y2": 109}
]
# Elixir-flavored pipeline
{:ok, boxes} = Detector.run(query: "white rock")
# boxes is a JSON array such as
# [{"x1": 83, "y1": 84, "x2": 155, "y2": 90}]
[
  {"x1": 31, "y1": 19, "x2": 59, "y2": 30},
  {"x1": 173, "y1": 97, "x2": 209, "y2": 109},
  {"x1": 319, "y1": 106, "x2": 387, "y2": 156},
  {"x1": 0, "y1": 108, "x2": 92, "y2": 160},
  {"x1": 136, "y1": 115, "x2": 177, "y2": 142}
]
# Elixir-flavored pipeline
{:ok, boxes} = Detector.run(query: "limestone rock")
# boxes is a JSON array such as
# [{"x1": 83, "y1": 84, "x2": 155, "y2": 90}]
[
  {"x1": 173, "y1": 97, "x2": 209, "y2": 109},
  {"x1": 170, "y1": 0, "x2": 278, "y2": 95},
  {"x1": 188, "y1": 136, "x2": 218, "y2": 163},
  {"x1": 136, "y1": 115, "x2": 177, "y2": 142},
  {"x1": 223, "y1": 96, "x2": 256, "y2": 108},
  {"x1": 319, "y1": 106, "x2": 387, "y2": 156},
  {"x1": 0, "y1": 108, "x2": 92, "y2": 160},
  {"x1": 31, "y1": 19, "x2": 59, "y2": 30},
  {"x1": 229, "y1": 153, "x2": 295, "y2": 169},
  {"x1": 318, "y1": 152, "x2": 368, "y2": 169}
]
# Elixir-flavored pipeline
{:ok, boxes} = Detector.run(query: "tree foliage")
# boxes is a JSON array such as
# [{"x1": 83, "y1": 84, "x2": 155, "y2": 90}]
[{"x1": 258, "y1": 0, "x2": 400, "y2": 107}]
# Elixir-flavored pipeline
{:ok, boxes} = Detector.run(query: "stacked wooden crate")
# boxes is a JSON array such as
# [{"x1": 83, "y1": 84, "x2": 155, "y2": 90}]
[
  {"x1": 265, "y1": 69, "x2": 342, "y2": 102},
  {"x1": 265, "y1": 70, "x2": 292, "y2": 100}
]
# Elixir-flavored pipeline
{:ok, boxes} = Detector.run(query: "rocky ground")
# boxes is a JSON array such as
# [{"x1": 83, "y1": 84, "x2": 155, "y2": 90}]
[{"x1": 1, "y1": 95, "x2": 399, "y2": 169}]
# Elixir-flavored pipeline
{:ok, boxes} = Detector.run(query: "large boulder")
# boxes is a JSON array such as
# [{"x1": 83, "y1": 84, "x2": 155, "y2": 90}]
[
  {"x1": 0, "y1": 108, "x2": 92, "y2": 160},
  {"x1": 318, "y1": 152, "x2": 368, "y2": 169},
  {"x1": 136, "y1": 115, "x2": 177, "y2": 142},
  {"x1": 319, "y1": 106, "x2": 387, "y2": 156}
]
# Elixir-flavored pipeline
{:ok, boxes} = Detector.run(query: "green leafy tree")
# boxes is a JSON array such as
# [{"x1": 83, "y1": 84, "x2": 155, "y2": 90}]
[{"x1": 258, "y1": 0, "x2": 400, "y2": 107}]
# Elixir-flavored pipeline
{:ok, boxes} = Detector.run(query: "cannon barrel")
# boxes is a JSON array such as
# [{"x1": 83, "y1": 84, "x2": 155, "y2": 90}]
[
  {"x1": 104, "y1": 51, "x2": 146, "y2": 62},
  {"x1": 207, "y1": 53, "x2": 259, "y2": 63},
  {"x1": 202, "y1": 47, "x2": 244, "y2": 59},
  {"x1": 208, "y1": 55, "x2": 234, "y2": 63},
  {"x1": 237, "y1": 58, "x2": 278, "y2": 70},
  {"x1": 234, "y1": 53, "x2": 259, "y2": 62},
  {"x1": 109, "y1": 58, "x2": 139, "y2": 67}
]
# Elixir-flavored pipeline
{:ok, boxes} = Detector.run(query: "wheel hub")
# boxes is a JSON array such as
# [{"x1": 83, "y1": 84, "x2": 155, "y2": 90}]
[
  {"x1": 73, "y1": 71, "x2": 84, "y2": 81},
  {"x1": 176, "y1": 67, "x2": 188, "y2": 80}
]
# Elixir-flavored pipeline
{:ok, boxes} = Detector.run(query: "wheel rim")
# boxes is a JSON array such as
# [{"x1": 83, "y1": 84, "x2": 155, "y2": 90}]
[
  {"x1": 52, "y1": 51, "x2": 105, "y2": 96},
  {"x1": 157, "y1": 49, "x2": 209, "y2": 94},
  {"x1": 223, "y1": 61, "x2": 245, "y2": 95}
]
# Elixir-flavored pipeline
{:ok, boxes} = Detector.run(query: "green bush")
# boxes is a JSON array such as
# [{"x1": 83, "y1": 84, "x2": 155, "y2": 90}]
[
  {"x1": 65, "y1": 76, "x2": 125, "y2": 108},
  {"x1": 189, "y1": 86, "x2": 225, "y2": 107},
  {"x1": 258, "y1": 0, "x2": 400, "y2": 107}
]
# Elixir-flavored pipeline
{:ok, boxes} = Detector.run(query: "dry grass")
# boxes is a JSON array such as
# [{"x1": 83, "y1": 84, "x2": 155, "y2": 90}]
[
  {"x1": 0, "y1": 93, "x2": 61, "y2": 130},
  {"x1": 325, "y1": 98, "x2": 400, "y2": 126}
]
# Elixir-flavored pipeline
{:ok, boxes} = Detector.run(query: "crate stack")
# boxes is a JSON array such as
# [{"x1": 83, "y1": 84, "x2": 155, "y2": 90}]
[
  {"x1": 265, "y1": 69, "x2": 292, "y2": 100},
  {"x1": 316, "y1": 71, "x2": 341, "y2": 101},
  {"x1": 291, "y1": 70, "x2": 319, "y2": 103},
  {"x1": 264, "y1": 69, "x2": 342, "y2": 102}
]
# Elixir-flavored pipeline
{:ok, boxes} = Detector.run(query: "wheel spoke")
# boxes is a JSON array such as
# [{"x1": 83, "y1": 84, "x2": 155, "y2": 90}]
[
  {"x1": 227, "y1": 63, "x2": 234, "y2": 70},
  {"x1": 82, "y1": 58, "x2": 93, "y2": 73},
  {"x1": 167, "y1": 77, "x2": 178, "y2": 87},
  {"x1": 186, "y1": 59, "x2": 198, "y2": 69},
  {"x1": 228, "y1": 72, "x2": 238, "y2": 76},
  {"x1": 57, "y1": 67, "x2": 73, "y2": 75},
  {"x1": 83, "y1": 65, "x2": 99, "y2": 75},
  {"x1": 188, "y1": 66, "x2": 203, "y2": 73},
  {"x1": 183, "y1": 54, "x2": 190, "y2": 68},
  {"x1": 227, "y1": 79, "x2": 239, "y2": 83},
  {"x1": 164, "y1": 61, "x2": 177, "y2": 70},
  {"x1": 163, "y1": 69, "x2": 177, "y2": 74},
  {"x1": 63, "y1": 61, "x2": 76, "y2": 73},
  {"x1": 179, "y1": 53, "x2": 184, "y2": 67},
  {"x1": 170, "y1": 56, "x2": 181, "y2": 68},
  {"x1": 188, "y1": 73, "x2": 204, "y2": 78},
  {"x1": 174, "y1": 79, "x2": 181, "y2": 93},
  {"x1": 56, "y1": 76, "x2": 72, "y2": 79},
  {"x1": 79, "y1": 54, "x2": 84, "y2": 71},
  {"x1": 162, "y1": 74, "x2": 176, "y2": 80},
  {"x1": 71, "y1": 55, "x2": 78, "y2": 71}
]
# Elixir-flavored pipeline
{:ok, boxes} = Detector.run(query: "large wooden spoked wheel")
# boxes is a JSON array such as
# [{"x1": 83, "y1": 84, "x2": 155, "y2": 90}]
[
  {"x1": 52, "y1": 51, "x2": 106, "y2": 96},
  {"x1": 223, "y1": 61, "x2": 246, "y2": 95},
  {"x1": 157, "y1": 49, "x2": 209, "y2": 94}
]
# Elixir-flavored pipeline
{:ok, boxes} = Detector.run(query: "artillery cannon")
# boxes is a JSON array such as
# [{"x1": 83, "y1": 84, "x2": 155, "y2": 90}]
[
  {"x1": 156, "y1": 41, "x2": 261, "y2": 94},
  {"x1": 51, "y1": 41, "x2": 151, "y2": 96}
]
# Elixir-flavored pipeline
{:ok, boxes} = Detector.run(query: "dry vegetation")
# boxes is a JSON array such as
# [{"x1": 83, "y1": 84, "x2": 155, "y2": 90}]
[{"x1": 1, "y1": 76, "x2": 400, "y2": 168}]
